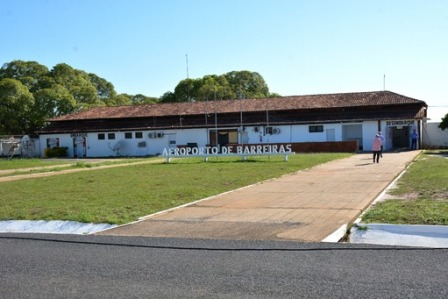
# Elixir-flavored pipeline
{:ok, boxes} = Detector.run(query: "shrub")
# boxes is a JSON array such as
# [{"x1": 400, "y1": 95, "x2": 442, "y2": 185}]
[{"x1": 44, "y1": 147, "x2": 68, "y2": 158}]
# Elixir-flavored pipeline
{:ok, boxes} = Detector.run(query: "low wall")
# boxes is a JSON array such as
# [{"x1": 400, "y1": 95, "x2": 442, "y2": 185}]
[
  {"x1": 188, "y1": 141, "x2": 359, "y2": 153},
  {"x1": 236, "y1": 141, "x2": 358, "y2": 153},
  {"x1": 289, "y1": 141, "x2": 359, "y2": 153}
]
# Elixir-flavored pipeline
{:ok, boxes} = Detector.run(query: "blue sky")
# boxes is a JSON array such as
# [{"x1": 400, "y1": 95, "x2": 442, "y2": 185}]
[{"x1": 1, "y1": 0, "x2": 447, "y2": 120}]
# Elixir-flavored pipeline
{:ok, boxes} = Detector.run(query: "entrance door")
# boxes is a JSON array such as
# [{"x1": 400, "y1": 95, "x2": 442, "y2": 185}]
[
  {"x1": 391, "y1": 127, "x2": 409, "y2": 149},
  {"x1": 218, "y1": 131, "x2": 229, "y2": 147},
  {"x1": 342, "y1": 124, "x2": 363, "y2": 150},
  {"x1": 209, "y1": 129, "x2": 238, "y2": 147},
  {"x1": 73, "y1": 137, "x2": 86, "y2": 157},
  {"x1": 326, "y1": 129, "x2": 335, "y2": 142}
]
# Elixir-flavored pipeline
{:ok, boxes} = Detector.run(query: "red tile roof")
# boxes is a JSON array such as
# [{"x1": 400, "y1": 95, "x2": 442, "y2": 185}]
[{"x1": 50, "y1": 91, "x2": 426, "y2": 122}]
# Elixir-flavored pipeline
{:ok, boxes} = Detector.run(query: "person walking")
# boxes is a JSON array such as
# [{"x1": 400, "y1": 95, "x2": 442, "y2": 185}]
[
  {"x1": 411, "y1": 129, "x2": 419, "y2": 150},
  {"x1": 378, "y1": 131, "x2": 385, "y2": 157},
  {"x1": 372, "y1": 134, "x2": 383, "y2": 163}
]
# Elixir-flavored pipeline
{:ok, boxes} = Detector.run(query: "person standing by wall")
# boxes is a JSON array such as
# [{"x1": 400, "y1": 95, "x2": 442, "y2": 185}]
[
  {"x1": 372, "y1": 134, "x2": 383, "y2": 163},
  {"x1": 411, "y1": 129, "x2": 419, "y2": 150},
  {"x1": 378, "y1": 131, "x2": 385, "y2": 157}
]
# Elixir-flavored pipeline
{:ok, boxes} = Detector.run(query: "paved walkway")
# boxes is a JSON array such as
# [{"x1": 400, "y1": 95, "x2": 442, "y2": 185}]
[{"x1": 98, "y1": 151, "x2": 421, "y2": 242}]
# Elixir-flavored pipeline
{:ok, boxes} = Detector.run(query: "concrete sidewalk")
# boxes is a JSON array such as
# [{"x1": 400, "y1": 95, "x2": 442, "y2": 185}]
[{"x1": 98, "y1": 151, "x2": 421, "y2": 242}]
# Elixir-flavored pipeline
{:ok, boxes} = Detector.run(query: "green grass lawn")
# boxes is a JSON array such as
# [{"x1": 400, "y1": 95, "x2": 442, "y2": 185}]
[
  {"x1": 0, "y1": 158, "x2": 149, "y2": 177},
  {"x1": 361, "y1": 150, "x2": 448, "y2": 225},
  {"x1": 0, "y1": 153, "x2": 350, "y2": 224},
  {"x1": 0, "y1": 158, "x2": 75, "y2": 170}
]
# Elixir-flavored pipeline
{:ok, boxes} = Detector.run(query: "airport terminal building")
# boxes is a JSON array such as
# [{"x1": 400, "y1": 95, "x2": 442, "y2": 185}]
[{"x1": 38, "y1": 90, "x2": 428, "y2": 158}]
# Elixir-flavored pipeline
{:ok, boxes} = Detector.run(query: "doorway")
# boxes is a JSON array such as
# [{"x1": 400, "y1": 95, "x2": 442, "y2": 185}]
[
  {"x1": 209, "y1": 129, "x2": 238, "y2": 148},
  {"x1": 326, "y1": 129, "x2": 335, "y2": 142},
  {"x1": 390, "y1": 127, "x2": 410, "y2": 149},
  {"x1": 73, "y1": 137, "x2": 86, "y2": 157},
  {"x1": 342, "y1": 124, "x2": 363, "y2": 150}
]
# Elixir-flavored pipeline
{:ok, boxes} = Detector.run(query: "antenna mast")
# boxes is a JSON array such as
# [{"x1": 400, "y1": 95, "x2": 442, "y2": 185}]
[
  {"x1": 186, "y1": 54, "x2": 189, "y2": 79},
  {"x1": 383, "y1": 74, "x2": 386, "y2": 91},
  {"x1": 186, "y1": 54, "x2": 191, "y2": 101}
]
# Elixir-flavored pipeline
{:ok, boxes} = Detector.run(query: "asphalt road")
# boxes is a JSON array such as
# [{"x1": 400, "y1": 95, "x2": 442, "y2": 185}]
[{"x1": 1, "y1": 234, "x2": 447, "y2": 299}]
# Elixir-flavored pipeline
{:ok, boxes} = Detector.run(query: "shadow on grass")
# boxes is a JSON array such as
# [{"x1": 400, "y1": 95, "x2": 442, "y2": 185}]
[
  {"x1": 160, "y1": 158, "x2": 289, "y2": 164},
  {"x1": 424, "y1": 150, "x2": 448, "y2": 158}
]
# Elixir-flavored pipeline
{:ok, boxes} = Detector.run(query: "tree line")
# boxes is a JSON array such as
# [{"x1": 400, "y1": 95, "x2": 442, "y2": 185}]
[{"x1": 0, "y1": 60, "x2": 278, "y2": 135}]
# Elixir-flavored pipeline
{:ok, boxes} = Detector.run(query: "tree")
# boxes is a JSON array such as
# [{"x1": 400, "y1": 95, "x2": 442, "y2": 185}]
[
  {"x1": 174, "y1": 78, "x2": 203, "y2": 102},
  {"x1": 31, "y1": 85, "x2": 77, "y2": 131},
  {"x1": 269, "y1": 92, "x2": 281, "y2": 98},
  {"x1": 131, "y1": 94, "x2": 159, "y2": 105},
  {"x1": 50, "y1": 63, "x2": 104, "y2": 109},
  {"x1": 0, "y1": 78, "x2": 35, "y2": 135},
  {"x1": 37, "y1": 75, "x2": 57, "y2": 90},
  {"x1": 159, "y1": 91, "x2": 176, "y2": 103},
  {"x1": 104, "y1": 94, "x2": 132, "y2": 106},
  {"x1": 0, "y1": 60, "x2": 49, "y2": 93},
  {"x1": 167, "y1": 70, "x2": 273, "y2": 103},
  {"x1": 70, "y1": 81, "x2": 104, "y2": 109},
  {"x1": 439, "y1": 113, "x2": 448, "y2": 131},
  {"x1": 88, "y1": 73, "x2": 117, "y2": 100},
  {"x1": 1, "y1": 59, "x2": 278, "y2": 135},
  {"x1": 33, "y1": 85, "x2": 76, "y2": 117},
  {"x1": 197, "y1": 75, "x2": 235, "y2": 101},
  {"x1": 224, "y1": 70, "x2": 270, "y2": 99},
  {"x1": 0, "y1": 59, "x2": 163, "y2": 134}
]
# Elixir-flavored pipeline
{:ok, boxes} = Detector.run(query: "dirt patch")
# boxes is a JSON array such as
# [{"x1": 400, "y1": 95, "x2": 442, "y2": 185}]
[
  {"x1": 0, "y1": 159, "x2": 163, "y2": 183},
  {"x1": 384, "y1": 191, "x2": 448, "y2": 201},
  {"x1": 397, "y1": 192, "x2": 419, "y2": 201},
  {"x1": 424, "y1": 191, "x2": 448, "y2": 201}
]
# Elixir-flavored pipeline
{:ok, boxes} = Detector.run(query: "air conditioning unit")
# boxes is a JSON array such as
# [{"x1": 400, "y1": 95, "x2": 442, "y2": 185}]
[
  {"x1": 272, "y1": 128, "x2": 281, "y2": 134},
  {"x1": 148, "y1": 133, "x2": 155, "y2": 138}
]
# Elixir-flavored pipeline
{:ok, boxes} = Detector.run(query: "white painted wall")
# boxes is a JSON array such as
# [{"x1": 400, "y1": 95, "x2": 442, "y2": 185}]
[
  {"x1": 291, "y1": 125, "x2": 325, "y2": 142},
  {"x1": 40, "y1": 124, "x2": 350, "y2": 157},
  {"x1": 423, "y1": 123, "x2": 448, "y2": 148},
  {"x1": 87, "y1": 133, "x2": 113, "y2": 157},
  {"x1": 245, "y1": 124, "x2": 343, "y2": 144},
  {"x1": 364, "y1": 121, "x2": 380, "y2": 151},
  {"x1": 39, "y1": 134, "x2": 73, "y2": 157},
  {"x1": 39, "y1": 119, "x2": 437, "y2": 157},
  {"x1": 174, "y1": 128, "x2": 209, "y2": 147},
  {"x1": 68, "y1": 129, "x2": 212, "y2": 157}
]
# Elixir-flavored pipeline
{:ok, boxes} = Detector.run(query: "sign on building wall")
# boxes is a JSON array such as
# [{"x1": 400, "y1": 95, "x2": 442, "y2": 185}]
[
  {"x1": 162, "y1": 144, "x2": 292, "y2": 157},
  {"x1": 385, "y1": 120, "x2": 415, "y2": 127},
  {"x1": 70, "y1": 133, "x2": 88, "y2": 137}
]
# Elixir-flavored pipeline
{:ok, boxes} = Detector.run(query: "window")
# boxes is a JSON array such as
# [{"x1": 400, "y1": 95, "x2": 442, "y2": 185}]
[
  {"x1": 265, "y1": 126, "x2": 273, "y2": 135},
  {"x1": 209, "y1": 129, "x2": 238, "y2": 146},
  {"x1": 228, "y1": 131, "x2": 238, "y2": 143},
  {"x1": 108, "y1": 133, "x2": 115, "y2": 140},
  {"x1": 135, "y1": 132, "x2": 143, "y2": 139},
  {"x1": 98, "y1": 133, "x2": 105, "y2": 140},
  {"x1": 125, "y1": 132, "x2": 132, "y2": 139},
  {"x1": 309, "y1": 125, "x2": 324, "y2": 133},
  {"x1": 46, "y1": 138, "x2": 59, "y2": 148}
]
